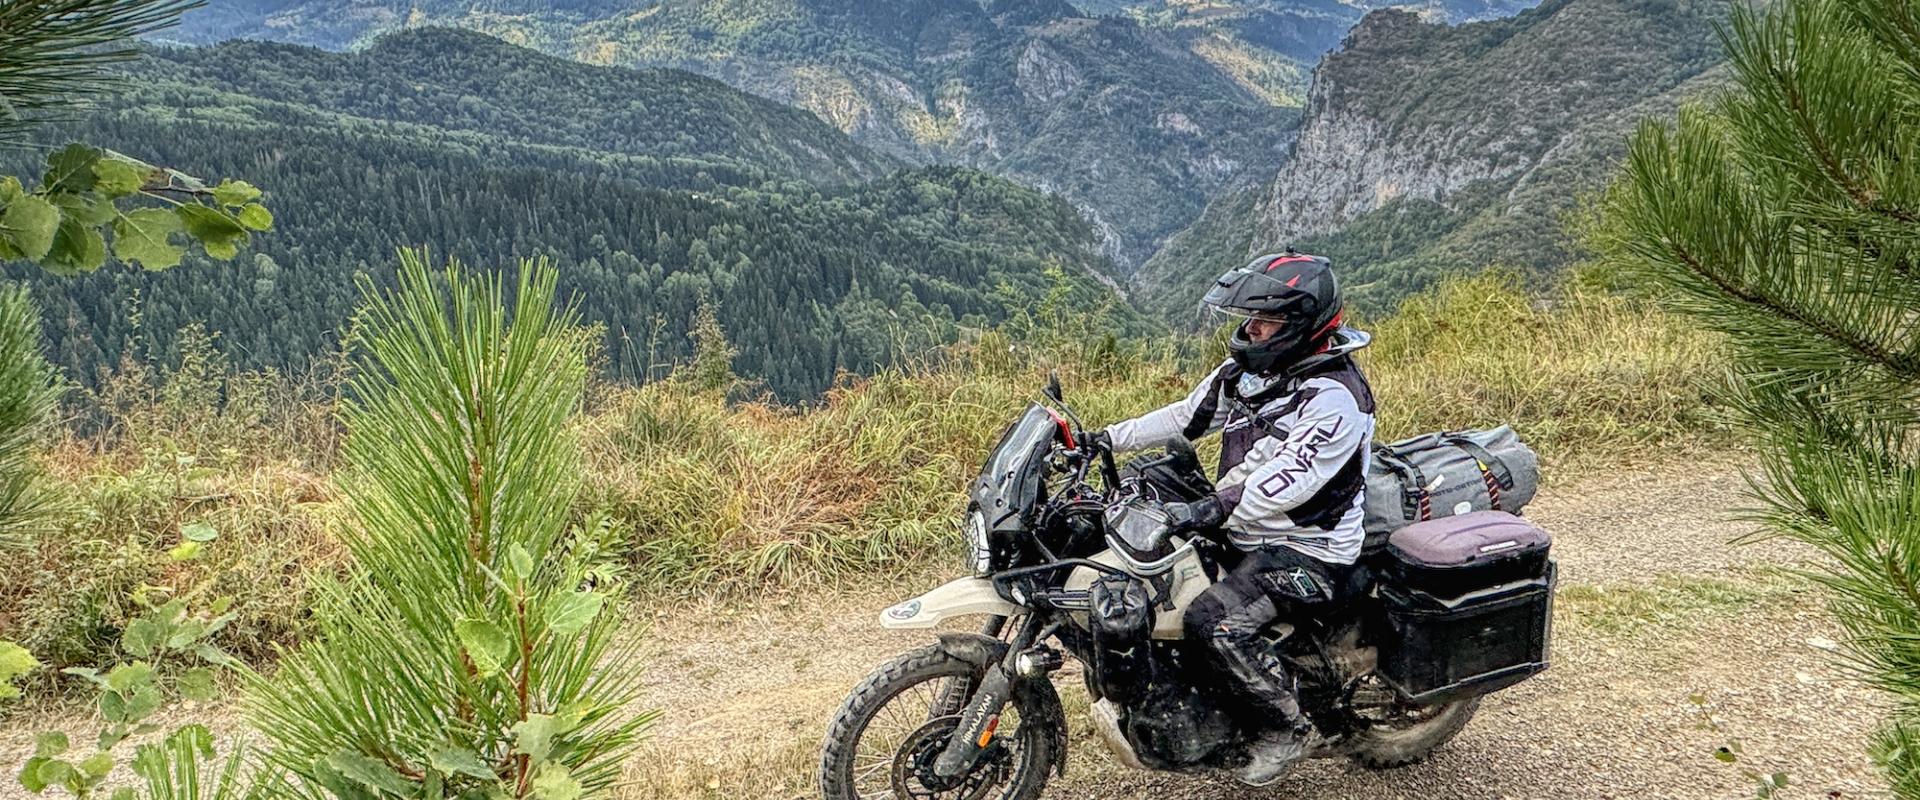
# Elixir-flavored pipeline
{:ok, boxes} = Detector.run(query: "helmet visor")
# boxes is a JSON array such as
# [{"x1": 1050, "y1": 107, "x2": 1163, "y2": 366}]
[{"x1": 1203, "y1": 303, "x2": 1293, "y2": 324}]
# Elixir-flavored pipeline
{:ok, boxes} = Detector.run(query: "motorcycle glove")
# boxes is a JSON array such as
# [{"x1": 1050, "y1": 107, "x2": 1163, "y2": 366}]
[
  {"x1": 1164, "y1": 493, "x2": 1228, "y2": 534},
  {"x1": 1081, "y1": 428, "x2": 1112, "y2": 453}
]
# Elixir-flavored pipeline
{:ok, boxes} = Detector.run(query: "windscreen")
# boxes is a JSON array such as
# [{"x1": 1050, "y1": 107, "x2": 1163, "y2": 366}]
[{"x1": 973, "y1": 404, "x2": 1058, "y2": 525}]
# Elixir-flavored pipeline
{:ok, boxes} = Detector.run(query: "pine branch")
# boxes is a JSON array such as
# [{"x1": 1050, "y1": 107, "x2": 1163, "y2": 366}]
[{"x1": 0, "y1": 0, "x2": 203, "y2": 142}]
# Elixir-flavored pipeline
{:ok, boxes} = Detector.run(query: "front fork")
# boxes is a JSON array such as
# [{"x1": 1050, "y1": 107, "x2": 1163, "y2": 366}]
[{"x1": 932, "y1": 614, "x2": 1062, "y2": 779}]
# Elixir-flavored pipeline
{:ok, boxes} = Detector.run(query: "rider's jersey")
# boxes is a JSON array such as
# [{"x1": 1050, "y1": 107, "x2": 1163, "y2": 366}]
[{"x1": 1104, "y1": 328, "x2": 1376, "y2": 565}]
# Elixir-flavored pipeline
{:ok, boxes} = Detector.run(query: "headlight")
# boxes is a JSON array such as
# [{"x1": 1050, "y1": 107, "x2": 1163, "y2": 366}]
[{"x1": 966, "y1": 509, "x2": 992, "y2": 575}]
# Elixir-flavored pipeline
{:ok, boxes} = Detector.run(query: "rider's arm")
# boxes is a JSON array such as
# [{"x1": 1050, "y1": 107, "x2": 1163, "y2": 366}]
[
  {"x1": 1102, "y1": 361, "x2": 1231, "y2": 452},
  {"x1": 1218, "y1": 381, "x2": 1369, "y2": 526}
]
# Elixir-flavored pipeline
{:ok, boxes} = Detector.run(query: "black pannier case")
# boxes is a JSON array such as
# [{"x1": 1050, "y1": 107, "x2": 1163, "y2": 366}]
[
  {"x1": 1376, "y1": 511, "x2": 1555, "y2": 703},
  {"x1": 1385, "y1": 511, "x2": 1551, "y2": 596},
  {"x1": 1377, "y1": 569, "x2": 1555, "y2": 704}
]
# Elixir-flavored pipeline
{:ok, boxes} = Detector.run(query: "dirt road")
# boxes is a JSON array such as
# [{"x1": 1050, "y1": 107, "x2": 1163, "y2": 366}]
[{"x1": 627, "y1": 463, "x2": 1890, "y2": 799}]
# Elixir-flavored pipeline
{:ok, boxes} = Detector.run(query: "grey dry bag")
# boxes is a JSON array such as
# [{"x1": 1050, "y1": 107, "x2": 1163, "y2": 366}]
[{"x1": 1363, "y1": 426, "x2": 1539, "y2": 536}]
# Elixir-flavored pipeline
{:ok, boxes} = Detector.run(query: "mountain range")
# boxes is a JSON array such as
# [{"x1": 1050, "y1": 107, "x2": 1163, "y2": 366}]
[
  {"x1": 160, "y1": 0, "x2": 1324, "y2": 270},
  {"x1": 6, "y1": 28, "x2": 1145, "y2": 400},
  {"x1": 111, "y1": 0, "x2": 1731, "y2": 343}
]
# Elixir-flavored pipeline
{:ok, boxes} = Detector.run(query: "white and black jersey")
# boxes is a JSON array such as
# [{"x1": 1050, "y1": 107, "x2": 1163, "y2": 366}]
[{"x1": 1104, "y1": 329, "x2": 1376, "y2": 565}]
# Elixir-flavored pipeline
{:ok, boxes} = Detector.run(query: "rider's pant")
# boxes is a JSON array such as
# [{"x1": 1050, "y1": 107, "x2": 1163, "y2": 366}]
[{"x1": 1182, "y1": 544, "x2": 1356, "y2": 733}]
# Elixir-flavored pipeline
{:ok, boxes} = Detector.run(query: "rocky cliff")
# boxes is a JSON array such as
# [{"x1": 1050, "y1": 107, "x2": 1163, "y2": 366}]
[{"x1": 1135, "y1": 0, "x2": 1724, "y2": 314}]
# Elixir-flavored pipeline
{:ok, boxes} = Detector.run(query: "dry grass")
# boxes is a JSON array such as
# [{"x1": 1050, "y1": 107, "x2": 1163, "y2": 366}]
[
  {"x1": 588, "y1": 271, "x2": 1731, "y2": 596},
  {"x1": 1, "y1": 272, "x2": 1730, "y2": 680}
]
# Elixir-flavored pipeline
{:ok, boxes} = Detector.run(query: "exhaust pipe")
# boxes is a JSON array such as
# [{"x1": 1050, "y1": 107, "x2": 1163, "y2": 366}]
[{"x1": 1088, "y1": 699, "x2": 1149, "y2": 771}]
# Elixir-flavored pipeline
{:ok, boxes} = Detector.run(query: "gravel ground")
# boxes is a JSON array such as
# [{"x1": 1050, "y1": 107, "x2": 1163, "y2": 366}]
[
  {"x1": 621, "y1": 461, "x2": 1887, "y2": 799},
  {"x1": 1, "y1": 462, "x2": 1889, "y2": 800}
]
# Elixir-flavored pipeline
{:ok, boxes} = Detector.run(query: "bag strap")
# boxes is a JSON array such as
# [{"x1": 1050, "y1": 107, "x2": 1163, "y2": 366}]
[
  {"x1": 1371, "y1": 445, "x2": 1431, "y2": 521},
  {"x1": 1443, "y1": 435, "x2": 1516, "y2": 489}
]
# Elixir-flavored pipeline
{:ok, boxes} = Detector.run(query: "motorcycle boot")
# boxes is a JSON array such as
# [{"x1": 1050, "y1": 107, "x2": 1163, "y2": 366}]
[{"x1": 1201, "y1": 593, "x2": 1315, "y2": 786}]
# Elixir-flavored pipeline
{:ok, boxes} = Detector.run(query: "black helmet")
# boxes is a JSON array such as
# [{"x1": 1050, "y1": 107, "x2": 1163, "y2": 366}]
[{"x1": 1202, "y1": 252, "x2": 1344, "y2": 375}]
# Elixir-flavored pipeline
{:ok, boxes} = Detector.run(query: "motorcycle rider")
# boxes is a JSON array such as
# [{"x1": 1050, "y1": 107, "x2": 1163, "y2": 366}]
[{"x1": 1089, "y1": 251, "x2": 1375, "y2": 786}]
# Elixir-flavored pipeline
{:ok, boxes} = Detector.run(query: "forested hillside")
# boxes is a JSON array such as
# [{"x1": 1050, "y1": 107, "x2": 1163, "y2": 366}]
[
  {"x1": 1134, "y1": 0, "x2": 1724, "y2": 317},
  {"x1": 2, "y1": 29, "x2": 1145, "y2": 400},
  {"x1": 158, "y1": 0, "x2": 1300, "y2": 270}
]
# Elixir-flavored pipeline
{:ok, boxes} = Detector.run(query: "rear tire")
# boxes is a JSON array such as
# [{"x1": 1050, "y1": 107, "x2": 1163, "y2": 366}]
[
  {"x1": 1346, "y1": 696, "x2": 1479, "y2": 769},
  {"x1": 820, "y1": 644, "x2": 1056, "y2": 800}
]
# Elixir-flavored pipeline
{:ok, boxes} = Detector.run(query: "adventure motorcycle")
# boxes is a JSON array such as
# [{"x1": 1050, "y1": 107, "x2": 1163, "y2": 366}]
[{"x1": 818, "y1": 376, "x2": 1556, "y2": 799}]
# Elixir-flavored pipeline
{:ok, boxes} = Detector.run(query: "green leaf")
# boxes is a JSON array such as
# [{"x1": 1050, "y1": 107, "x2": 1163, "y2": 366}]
[
  {"x1": 42, "y1": 145, "x2": 101, "y2": 194},
  {"x1": 93, "y1": 159, "x2": 148, "y2": 198},
  {"x1": 428, "y1": 746, "x2": 496, "y2": 780},
  {"x1": 455, "y1": 619, "x2": 514, "y2": 677},
  {"x1": 122, "y1": 618, "x2": 164, "y2": 657},
  {"x1": 31, "y1": 759, "x2": 73, "y2": 791},
  {"x1": 175, "y1": 205, "x2": 247, "y2": 260},
  {"x1": 100, "y1": 691, "x2": 128, "y2": 722},
  {"x1": 0, "y1": 641, "x2": 38, "y2": 700},
  {"x1": 2, "y1": 195, "x2": 60, "y2": 261},
  {"x1": 103, "y1": 662, "x2": 154, "y2": 693},
  {"x1": 60, "y1": 667, "x2": 104, "y2": 689},
  {"x1": 236, "y1": 203, "x2": 273, "y2": 232},
  {"x1": 505, "y1": 544, "x2": 534, "y2": 582},
  {"x1": 511, "y1": 714, "x2": 564, "y2": 762},
  {"x1": 544, "y1": 591, "x2": 604, "y2": 636},
  {"x1": 210, "y1": 180, "x2": 261, "y2": 207},
  {"x1": 113, "y1": 208, "x2": 185, "y2": 271},
  {"x1": 208, "y1": 596, "x2": 233, "y2": 616},
  {"x1": 325, "y1": 751, "x2": 416, "y2": 796},
  {"x1": 97, "y1": 724, "x2": 129, "y2": 751},
  {"x1": 18, "y1": 757, "x2": 50, "y2": 793},
  {"x1": 0, "y1": 176, "x2": 22, "y2": 203},
  {"x1": 181, "y1": 521, "x2": 218, "y2": 542},
  {"x1": 44, "y1": 218, "x2": 106, "y2": 274},
  {"x1": 52, "y1": 193, "x2": 114, "y2": 226},
  {"x1": 193, "y1": 644, "x2": 236, "y2": 667},
  {"x1": 167, "y1": 541, "x2": 204, "y2": 562},
  {"x1": 1714, "y1": 746, "x2": 1738, "y2": 763},
  {"x1": 178, "y1": 668, "x2": 216, "y2": 701},
  {"x1": 123, "y1": 686, "x2": 161, "y2": 723},
  {"x1": 202, "y1": 609, "x2": 239, "y2": 639},
  {"x1": 75, "y1": 753, "x2": 112, "y2": 782},
  {"x1": 529, "y1": 762, "x2": 580, "y2": 800},
  {"x1": 32, "y1": 732, "x2": 67, "y2": 758},
  {"x1": 166, "y1": 619, "x2": 207, "y2": 649},
  {"x1": 204, "y1": 237, "x2": 239, "y2": 261},
  {"x1": 110, "y1": 788, "x2": 136, "y2": 800}
]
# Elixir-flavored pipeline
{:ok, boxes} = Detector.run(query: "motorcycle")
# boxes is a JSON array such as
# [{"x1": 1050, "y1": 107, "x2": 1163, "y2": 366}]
[{"x1": 818, "y1": 375, "x2": 1556, "y2": 799}]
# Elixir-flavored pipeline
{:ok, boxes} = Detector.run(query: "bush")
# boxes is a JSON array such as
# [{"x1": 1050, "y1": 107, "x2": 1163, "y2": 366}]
[{"x1": 1363, "y1": 269, "x2": 1727, "y2": 468}]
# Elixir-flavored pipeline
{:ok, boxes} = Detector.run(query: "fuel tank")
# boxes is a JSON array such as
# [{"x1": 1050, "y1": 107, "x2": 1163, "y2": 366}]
[{"x1": 1063, "y1": 542, "x2": 1212, "y2": 640}]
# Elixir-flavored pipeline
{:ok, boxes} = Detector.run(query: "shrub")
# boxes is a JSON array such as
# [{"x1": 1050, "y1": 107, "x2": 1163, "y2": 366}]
[{"x1": 243, "y1": 252, "x2": 652, "y2": 799}]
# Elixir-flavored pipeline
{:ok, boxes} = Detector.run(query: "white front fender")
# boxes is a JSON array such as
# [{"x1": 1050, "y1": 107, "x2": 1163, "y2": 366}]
[{"x1": 878, "y1": 577, "x2": 1021, "y2": 629}]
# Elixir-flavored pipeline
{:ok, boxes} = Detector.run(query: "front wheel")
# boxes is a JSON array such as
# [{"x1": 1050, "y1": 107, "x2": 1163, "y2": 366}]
[
  {"x1": 820, "y1": 644, "x2": 1056, "y2": 800},
  {"x1": 1345, "y1": 692, "x2": 1480, "y2": 769}
]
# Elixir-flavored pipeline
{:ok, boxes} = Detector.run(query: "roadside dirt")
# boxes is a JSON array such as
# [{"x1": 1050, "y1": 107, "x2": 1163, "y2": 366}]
[
  {"x1": 623, "y1": 461, "x2": 1891, "y2": 799},
  {"x1": 1, "y1": 462, "x2": 1890, "y2": 800}
]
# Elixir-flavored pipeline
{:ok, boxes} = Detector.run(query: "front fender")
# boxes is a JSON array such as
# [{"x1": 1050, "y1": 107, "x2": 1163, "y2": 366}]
[{"x1": 878, "y1": 577, "x2": 1021, "y2": 629}]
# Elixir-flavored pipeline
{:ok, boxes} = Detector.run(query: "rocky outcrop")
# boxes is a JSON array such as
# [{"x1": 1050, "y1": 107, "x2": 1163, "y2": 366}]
[{"x1": 1251, "y1": 0, "x2": 1720, "y2": 250}]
